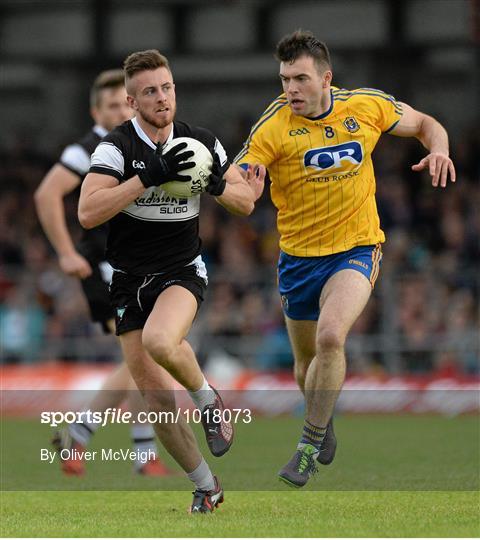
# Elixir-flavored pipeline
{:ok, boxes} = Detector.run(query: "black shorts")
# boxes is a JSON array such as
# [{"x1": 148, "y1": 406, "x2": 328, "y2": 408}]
[
  {"x1": 80, "y1": 263, "x2": 114, "y2": 333},
  {"x1": 109, "y1": 260, "x2": 208, "y2": 336}
]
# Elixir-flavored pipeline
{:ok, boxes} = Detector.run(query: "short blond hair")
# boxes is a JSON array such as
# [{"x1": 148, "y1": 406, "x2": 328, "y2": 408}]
[{"x1": 123, "y1": 49, "x2": 170, "y2": 92}]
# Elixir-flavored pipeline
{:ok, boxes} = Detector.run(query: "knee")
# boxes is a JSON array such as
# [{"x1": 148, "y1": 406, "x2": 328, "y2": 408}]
[
  {"x1": 316, "y1": 327, "x2": 345, "y2": 353},
  {"x1": 142, "y1": 329, "x2": 175, "y2": 366}
]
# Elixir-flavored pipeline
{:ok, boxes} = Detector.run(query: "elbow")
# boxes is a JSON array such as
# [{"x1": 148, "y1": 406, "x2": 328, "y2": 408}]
[
  {"x1": 33, "y1": 186, "x2": 46, "y2": 210},
  {"x1": 78, "y1": 209, "x2": 96, "y2": 229}
]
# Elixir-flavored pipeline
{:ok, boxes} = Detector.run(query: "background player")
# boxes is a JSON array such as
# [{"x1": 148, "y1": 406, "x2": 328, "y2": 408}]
[
  {"x1": 34, "y1": 69, "x2": 170, "y2": 477},
  {"x1": 235, "y1": 30, "x2": 456, "y2": 488},
  {"x1": 78, "y1": 49, "x2": 260, "y2": 512}
]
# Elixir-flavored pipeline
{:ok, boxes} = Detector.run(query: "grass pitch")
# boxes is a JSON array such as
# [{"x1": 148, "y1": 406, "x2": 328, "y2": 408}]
[
  {"x1": 2, "y1": 491, "x2": 478, "y2": 537},
  {"x1": 1, "y1": 415, "x2": 479, "y2": 537}
]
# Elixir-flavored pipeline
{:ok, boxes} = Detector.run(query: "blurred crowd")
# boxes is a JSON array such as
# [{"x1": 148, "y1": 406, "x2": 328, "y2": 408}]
[{"x1": 0, "y1": 123, "x2": 478, "y2": 376}]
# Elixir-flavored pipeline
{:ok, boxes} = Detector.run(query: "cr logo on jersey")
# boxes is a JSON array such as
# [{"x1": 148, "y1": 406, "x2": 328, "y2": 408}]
[
  {"x1": 289, "y1": 127, "x2": 311, "y2": 136},
  {"x1": 343, "y1": 116, "x2": 360, "y2": 133},
  {"x1": 304, "y1": 141, "x2": 363, "y2": 171}
]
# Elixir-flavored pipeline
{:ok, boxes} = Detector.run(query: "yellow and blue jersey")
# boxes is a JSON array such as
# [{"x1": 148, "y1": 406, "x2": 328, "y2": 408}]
[{"x1": 235, "y1": 86, "x2": 403, "y2": 257}]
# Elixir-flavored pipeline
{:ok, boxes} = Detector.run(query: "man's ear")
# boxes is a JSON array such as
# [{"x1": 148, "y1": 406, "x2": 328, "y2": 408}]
[
  {"x1": 322, "y1": 70, "x2": 333, "y2": 88},
  {"x1": 126, "y1": 95, "x2": 137, "y2": 111},
  {"x1": 90, "y1": 107, "x2": 99, "y2": 123}
]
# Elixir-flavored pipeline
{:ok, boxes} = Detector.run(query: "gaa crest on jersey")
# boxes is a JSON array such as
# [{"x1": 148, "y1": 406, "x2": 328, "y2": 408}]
[{"x1": 343, "y1": 116, "x2": 360, "y2": 133}]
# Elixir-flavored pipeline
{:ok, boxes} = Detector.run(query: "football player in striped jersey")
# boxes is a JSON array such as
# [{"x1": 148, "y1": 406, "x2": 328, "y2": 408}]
[
  {"x1": 79, "y1": 49, "x2": 261, "y2": 513},
  {"x1": 235, "y1": 30, "x2": 455, "y2": 488}
]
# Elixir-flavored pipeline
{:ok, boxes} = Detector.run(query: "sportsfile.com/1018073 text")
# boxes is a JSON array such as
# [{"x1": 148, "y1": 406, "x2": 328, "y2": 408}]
[{"x1": 40, "y1": 408, "x2": 252, "y2": 428}]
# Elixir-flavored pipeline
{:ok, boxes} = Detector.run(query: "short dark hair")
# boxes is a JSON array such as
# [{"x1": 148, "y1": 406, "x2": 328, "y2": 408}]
[
  {"x1": 123, "y1": 49, "x2": 170, "y2": 85},
  {"x1": 90, "y1": 69, "x2": 125, "y2": 108},
  {"x1": 275, "y1": 30, "x2": 331, "y2": 71}
]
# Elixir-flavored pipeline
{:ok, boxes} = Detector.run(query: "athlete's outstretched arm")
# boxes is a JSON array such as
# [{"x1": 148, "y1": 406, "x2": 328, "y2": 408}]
[
  {"x1": 34, "y1": 164, "x2": 92, "y2": 278},
  {"x1": 214, "y1": 164, "x2": 265, "y2": 216},
  {"x1": 389, "y1": 103, "x2": 456, "y2": 188},
  {"x1": 78, "y1": 173, "x2": 145, "y2": 229}
]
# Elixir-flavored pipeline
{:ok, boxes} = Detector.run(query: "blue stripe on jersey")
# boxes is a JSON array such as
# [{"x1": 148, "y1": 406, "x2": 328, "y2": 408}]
[
  {"x1": 251, "y1": 98, "x2": 288, "y2": 133},
  {"x1": 234, "y1": 100, "x2": 288, "y2": 162},
  {"x1": 333, "y1": 94, "x2": 402, "y2": 113},
  {"x1": 238, "y1": 97, "x2": 287, "y2": 150},
  {"x1": 333, "y1": 87, "x2": 395, "y2": 99},
  {"x1": 385, "y1": 119, "x2": 401, "y2": 133},
  {"x1": 260, "y1": 95, "x2": 288, "y2": 118},
  {"x1": 361, "y1": 87, "x2": 395, "y2": 94},
  {"x1": 333, "y1": 91, "x2": 402, "y2": 113},
  {"x1": 334, "y1": 95, "x2": 403, "y2": 116},
  {"x1": 333, "y1": 88, "x2": 400, "y2": 104},
  {"x1": 333, "y1": 88, "x2": 402, "y2": 109}
]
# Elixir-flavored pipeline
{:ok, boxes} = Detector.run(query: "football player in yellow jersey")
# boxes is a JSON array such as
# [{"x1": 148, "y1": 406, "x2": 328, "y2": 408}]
[{"x1": 235, "y1": 30, "x2": 455, "y2": 488}]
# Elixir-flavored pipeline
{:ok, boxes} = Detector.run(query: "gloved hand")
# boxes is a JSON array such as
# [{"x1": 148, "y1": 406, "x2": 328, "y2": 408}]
[
  {"x1": 205, "y1": 156, "x2": 226, "y2": 196},
  {"x1": 138, "y1": 142, "x2": 195, "y2": 188}
]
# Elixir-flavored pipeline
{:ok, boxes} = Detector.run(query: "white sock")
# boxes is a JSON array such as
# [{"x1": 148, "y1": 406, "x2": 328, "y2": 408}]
[
  {"x1": 187, "y1": 458, "x2": 215, "y2": 491},
  {"x1": 131, "y1": 424, "x2": 157, "y2": 470},
  {"x1": 69, "y1": 409, "x2": 99, "y2": 446},
  {"x1": 131, "y1": 423, "x2": 156, "y2": 441},
  {"x1": 188, "y1": 377, "x2": 216, "y2": 411}
]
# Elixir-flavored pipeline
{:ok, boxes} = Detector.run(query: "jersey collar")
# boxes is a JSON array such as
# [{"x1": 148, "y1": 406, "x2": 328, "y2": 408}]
[
  {"x1": 93, "y1": 124, "x2": 108, "y2": 138},
  {"x1": 131, "y1": 117, "x2": 174, "y2": 150},
  {"x1": 304, "y1": 90, "x2": 334, "y2": 121}
]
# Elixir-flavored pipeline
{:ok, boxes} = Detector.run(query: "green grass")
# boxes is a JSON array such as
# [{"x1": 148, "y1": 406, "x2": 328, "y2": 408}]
[
  {"x1": 1, "y1": 491, "x2": 479, "y2": 537},
  {"x1": 1, "y1": 415, "x2": 479, "y2": 536},
  {"x1": 1, "y1": 415, "x2": 478, "y2": 491}
]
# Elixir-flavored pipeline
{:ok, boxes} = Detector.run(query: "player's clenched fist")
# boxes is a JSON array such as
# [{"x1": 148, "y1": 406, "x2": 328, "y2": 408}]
[{"x1": 59, "y1": 252, "x2": 92, "y2": 279}]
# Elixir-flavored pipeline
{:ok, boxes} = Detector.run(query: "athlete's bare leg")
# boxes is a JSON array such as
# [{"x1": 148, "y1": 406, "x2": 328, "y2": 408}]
[
  {"x1": 285, "y1": 319, "x2": 316, "y2": 394},
  {"x1": 141, "y1": 285, "x2": 234, "y2": 459},
  {"x1": 83, "y1": 319, "x2": 156, "y2": 422},
  {"x1": 279, "y1": 269, "x2": 372, "y2": 486},
  {"x1": 86, "y1": 362, "x2": 129, "y2": 411},
  {"x1": 302, "y1": 269, "x2": 372, "y2": 428},
  {"x1": 142, "y1": 286, "x2": 204, "y2": 392},
  {"x1": 119, "y1": 329, "x2": 203, "y2": 472},
  {"x1": 55, "y1": 317, "x2": 170, "y2": 476}
]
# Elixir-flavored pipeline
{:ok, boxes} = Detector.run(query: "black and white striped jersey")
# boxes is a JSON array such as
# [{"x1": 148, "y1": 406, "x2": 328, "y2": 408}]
[
  {"x1": 58, "y1": 125, "x2": 108, "y2": 265},
  {"x1": 89, "y1": 117, "x2": 229, "y2": 276},
  {"x1": 59, "y1": 125, "x2": 107, "y2": 177}
]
